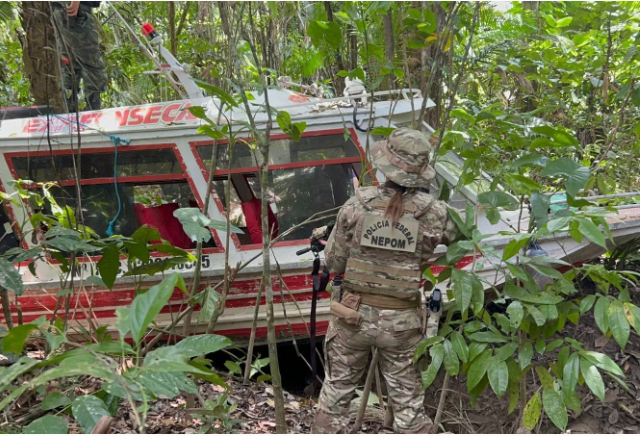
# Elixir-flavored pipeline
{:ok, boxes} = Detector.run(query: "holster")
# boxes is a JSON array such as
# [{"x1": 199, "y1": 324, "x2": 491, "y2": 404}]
[{"x1": 330, "y1": 301, "x2": 363, "y2": 326}]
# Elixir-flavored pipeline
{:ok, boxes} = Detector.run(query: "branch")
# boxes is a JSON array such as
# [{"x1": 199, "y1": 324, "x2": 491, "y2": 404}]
[{"x1": 433, "y1": 2, "x2": 481, "y2": 156}]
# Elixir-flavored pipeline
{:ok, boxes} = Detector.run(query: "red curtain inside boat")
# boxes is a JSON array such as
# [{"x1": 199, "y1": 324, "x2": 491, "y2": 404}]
[
  {"x1": 133, "y1": 203, "x2": 193, "y2": 249},
  {"x1": 241, "y1": 198, "x2": 279, "y2": 244}
]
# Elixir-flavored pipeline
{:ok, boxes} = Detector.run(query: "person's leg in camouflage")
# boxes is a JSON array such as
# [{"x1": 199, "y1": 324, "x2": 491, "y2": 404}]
[
  {"x1": 377, "y1": 311, "x2": 433, "y2": 433},
  {"x1": 313, "y1": 318, "x2": 374, "y2": 433},
  {"x1": 52, "y1": 5, "x2": 106, "y2": 111}
]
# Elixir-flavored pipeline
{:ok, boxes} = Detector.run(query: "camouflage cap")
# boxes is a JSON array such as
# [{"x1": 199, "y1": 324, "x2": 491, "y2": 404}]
[{"x1": 371, "y1": 128, "x2": 436, "y2": 188}]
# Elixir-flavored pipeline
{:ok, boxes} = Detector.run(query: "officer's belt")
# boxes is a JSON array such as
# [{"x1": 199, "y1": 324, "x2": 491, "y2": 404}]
[{"x1": 348, "y1": 287, "x2": 421, "y2": 310}]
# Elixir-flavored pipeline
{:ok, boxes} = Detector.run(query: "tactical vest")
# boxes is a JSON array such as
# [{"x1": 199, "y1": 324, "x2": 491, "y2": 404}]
[{"x1": 342, "y1": 187, "x2": 435, "y2": 302}]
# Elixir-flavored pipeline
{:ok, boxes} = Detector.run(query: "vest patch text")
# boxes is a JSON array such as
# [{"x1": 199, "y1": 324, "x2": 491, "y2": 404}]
[{"x1": 360, "y1": 216, "x2": 419, "y2": 253}]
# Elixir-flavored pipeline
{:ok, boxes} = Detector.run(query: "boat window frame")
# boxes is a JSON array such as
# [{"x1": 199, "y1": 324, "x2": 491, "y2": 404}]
[
  {"x1": 4, "y1": 142, "x2": 225, "y2": 258},
  {"x1": 190, "y1": 128, "x2": 366, "y2": 251}
]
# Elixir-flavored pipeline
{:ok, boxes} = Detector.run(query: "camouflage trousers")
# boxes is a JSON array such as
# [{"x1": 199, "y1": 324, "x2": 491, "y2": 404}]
[
  {"x1": 52, "y1": 4, "x2": 107, "y2": 111},
  {"x1": 314, "y1": 305, "x2": 432, "y2": 433}
]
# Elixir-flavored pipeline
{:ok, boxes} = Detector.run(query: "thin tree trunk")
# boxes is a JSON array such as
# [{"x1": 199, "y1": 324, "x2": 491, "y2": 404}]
[
  {"x1": 19, "y1": 1, "x2": 64, "y2": 112},
  {"x1": 1, "y1": 287, "x2": 14, "y2": 330},
  {"x1": 168, "y1": 1, "x2": 177, "y2": 56},
  {"x1": 382, "y1": 8, "x2": 395, "y2": 91}
]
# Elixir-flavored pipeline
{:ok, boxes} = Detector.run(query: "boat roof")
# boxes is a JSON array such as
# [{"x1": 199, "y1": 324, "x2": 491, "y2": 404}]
[{"x1": 0, "y1": 88, "x2": 434, "y2": 146}]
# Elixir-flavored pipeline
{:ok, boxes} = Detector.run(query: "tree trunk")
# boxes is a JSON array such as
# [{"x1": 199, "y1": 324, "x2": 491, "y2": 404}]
[
  {"x1": 168, "y1": 1, "x2": 177, "y2": 56},
  {"x1": 19, "y1": 1, "x2": 64, "y2": 112},
  {"x1": 382, "y1": 9, "x2": 395, "y2": 91}
]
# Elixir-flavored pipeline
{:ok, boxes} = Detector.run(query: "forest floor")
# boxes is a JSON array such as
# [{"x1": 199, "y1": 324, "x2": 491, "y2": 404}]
[{"x1": 5, "y1": 303, "x2": 640, "y2": 433}]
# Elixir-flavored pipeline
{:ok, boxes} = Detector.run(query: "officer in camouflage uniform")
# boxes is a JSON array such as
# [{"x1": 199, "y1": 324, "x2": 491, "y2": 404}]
[
  {"x1": 313, "y1": 128, "x2": 459, "y2": 433},
  {"x1": 51, "y1": 1, "x2": 106, "y2": 111}
]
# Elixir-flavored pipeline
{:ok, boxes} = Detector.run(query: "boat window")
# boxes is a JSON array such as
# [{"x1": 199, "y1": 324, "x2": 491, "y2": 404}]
[
  {"x1": 12, "y1": 148, "x2": 181, "y2": 183},
  {"x1": 0, "y1": 205, "x2": 19, "y2": 255},
  {"x1": 213, "y1": 164, "x2": 356, "y2": 245},
  {"x1": 10, "y1": 147, "x2": 216, "y2": 249},
  {"x1": 197, "y1": 133, "x2": 362, "y2": 171}
]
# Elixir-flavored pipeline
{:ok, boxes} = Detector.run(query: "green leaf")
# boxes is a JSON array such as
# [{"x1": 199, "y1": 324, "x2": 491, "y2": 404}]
[
  {"x1": 608, "y1": 300, "x2": 630, "y2": 349},
  {"x1": 72, "y1": 395, "x2": 110, "y2": 433},
  {"x1": 131, "y1": 225, "x2": 162, "y2": 244},
  {"x1": 24, "y1": 415, "x2": 68, "y2": 434},
  {"x1": 41, "y1": 391, "x2": 72, "y2": 411},
  {"x1": 2, "y1": 323, "x2": 39, "y2": 355},
  {"x1": 556, "y1": 16, "x2": 573, "y2": 27},
  {"x1": 123, "y1": 257, "x2": 187, "y2": 277},
  {"x1": 502, "y1": 238, "x2": 529, "y2": 261},
  {"x1": 580, "y1": 350, "x2": 623, "y2": 376},
  {"x1": 505, "y1": 285, "x2": 563, "y2": 305},
  {"x1": 115, "y1": 307, "x2": 130, "y2": 338},
  {"x1": 513, "y1": 154, "x2": 548, "y2": 168},
  {"x1": 467, "y1": 332, "x2": 508, "y2": 343},
  {"x1": 138, "y1": 371, "x2": 198, "y2": 399},
  {"x1": 130, "y1": 273, "x2": 186, "y2": 343},
  {"x1": 302, "y1": 52, "x2": 324, "y2": 77},
  {"x1": 495, "y1": 343, "x2": 518, "y2": 362},
  {"x1": 371, "y1": 127, "x2": 395, "y2": 137},
  {"x1": 487, "y1": 359, "x2": 509, "y2": 397},
  {"x1": 225, "y1": 360, "x2": 242, "y2": 375},
  {"x1": 198, "y1": 286, "x2": 221, "y2": 323},
  {"x1": 173, "y1": 208, "x2": 242, "y2": 243},
  {"x1": 526, "y1": 304, "x2": 547, "y2": 326},
  {"x1": 578, "y1": 219, "x2": 607, "y2": 249},
  {"x1": 47, "y1": 237, "x2": 101, "y2": 253},
  {"x1": 307, "y1": 20, "x2": 342, "y2": 49},
  {"x1": 443, "y1": 340, "x2": 459, "y2": 376},
  {"x1": 452, "y1": 269, "x2": 482, "y2": 314},
  {"x1": 523, "y1": 391, "x2": 542, "y2": 431},
  {"x1": 508, "y1": 381, "x2": 520, "y2": 414},
  {"x1": 580, "y1": 295, "x2": 596, "y2": 314},
  {"x1": 98, "y1": 243, "x2": 120, "y2": 290},
  {"x1": 0, "y1": 259, "x2": 25, "y2": 295},
  {"x1": 421, "y1": 343, "x2": 444, "y2": 389},
  {"x1": 580, "y1": 358, "x2": 605, "y2": 401},
  {"x1": 536, "y1": 366, "x2": 554, "y2": 389},
  {"x1": 449, "y1": 331, "x2": 469, "y2": 363},
  {"x1": 519, "y1": 342, "x2": 533, "y2": 370},
  {"x1": 478, "y1": 191, "x2": 519, "y2": 210},
  {"x1": 530, "y1": 192, "x2": 551, "y2": 226},
  {"x1": 468, "y1": 342, "x2": 488, "y2": 362},
  {"x1": 543, "y1": 389, "x2": 568, "y2": 430},
  {"x1": 414, "y1": 336, "x2": 444, "y2": 362},
  {"x1": 467, "y1": 349, "x2": 492, "y2": 391},
  {"x1": 539, "y1": 158, "x2": 590, "y2": 198},
  {"x1": 507, "y1": 301, "x2": 524, "y2": 329},
  {"x1": 594, "y1": 297, "x2": 610, "y2": 335},
  {"x1": 0, "y1": 357, "x2": 39, "y2": 390},
  {"x1": 175, "y1": 334, "x2": 233, "y2": 358}
]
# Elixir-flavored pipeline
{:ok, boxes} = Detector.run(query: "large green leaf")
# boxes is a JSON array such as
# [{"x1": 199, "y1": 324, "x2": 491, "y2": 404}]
[
  {"x1": 580, "y1": 350, "x2": 623, "y2": 376},
  {"x1": 307, "y1": 20, "x2": 342, "y2": 50},
  {"x1": 580, "y1": 359, "x2": 605, "y2": 401},
  {"x1": 519, "y1": 341, "x2": 533, "y2": 370},
  {"x1": 523, "y1": 391, "x2": 542, "y2": 431},
  {"x1": 72, "y1": 395, "x2": 111, "y2": 433},
  {"x1": 24, "y1": 415, "x2": 68, "y2": 434},
  {"x1": 579, "y1": 295, "x2": 596, "y2": 314},
  {"x1": 467, "y1": 332, "x2": 509, "y2": 343},
  {"x1": 449, "y1": 331, "x2": 469, "y2": 363},
  {"x1": 487, "y1": 359, "x2": 509, "y2": 397},
  {"x1": 507, "y1": 301, "x2": 524, "y2": 329},
  {"x1": 98, "y1": 243, "x2": 121, "y2": 290},
  {"x1": 47, "y1": 237, "x2": 101, "y2": 253},
  {"x1": 563, "y1": 353, "x2": 580, "y2": 393},
  {"x1": 2, "y1": 323, "x2": 39, "y2": 355},
  {"x1": 0, "y1": 356, "x2": 39, "y2": 390},
  {"x1": 531, "y1": 125, "x2": 578, "y2": 146},
  {"x1": 478, "y1": 191, "x2": 519, "y2": 210},
  {"x1": 442, "y1": 340, "x2": 459, "y2": 376},
  {"x1": 543, "y1": 389, "x2": 568, "y2": 431},
  {"x1": 452, "y1": 269, "x2": 482, "y2": 314},
  {"x1": 467, "y1": 349, "x2": 492, "y2": 391},
  {"x1": 494, "y1": 343, "x2": 518, "y2": 362},
  {"x1": 608, "y1": 300, "x2": 630, "y2": 349},
  {"x1": 421, "y1": 343, "x2": 444, "y2": 389},
  {"x1": 0, "y1": 258, "x2": 24, "y2": 295},
  {"x1": 594, "y1": 297, "x2": 610, "y2": 335},
  {"x1": 539, "y1": 158, "x2": 590, "y2": 198},
  {"x1": 175, "y1": 334, "x2": 233, "y2": 358},
  {"x1": 138, "y1": 371, "x2": 198, "y2": 399},
  {"x1": 413, "y1": 336, "x2": 444, "y2": 362},
  {"x1": 129, "y1": 273, "x2": 186, "y2": 343},
  {"x1": 504, "y1": 285, "x2": 563, "y2": 305},
  {"x1": 173, "y1": 208, "x2": 242, "y2": 244},
  {"x1": 577, "y1": 219, "x2": 607, "y2": 249},
  {"x1": 41, "y1": 391, "x2": 72, "y2": 411},
  {"x1": 198, "y1": 286, "x2": 221, "y2": 323}
]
